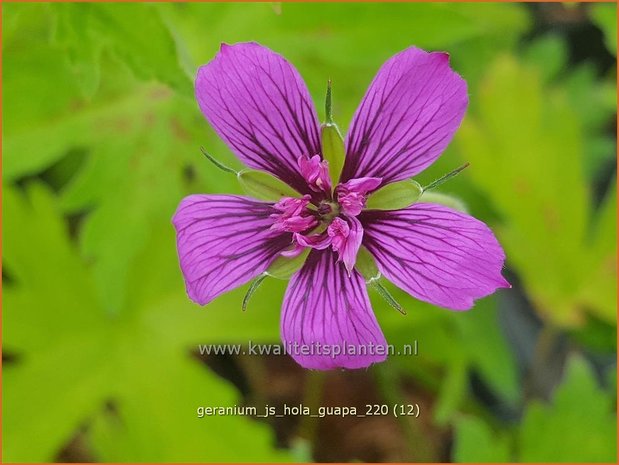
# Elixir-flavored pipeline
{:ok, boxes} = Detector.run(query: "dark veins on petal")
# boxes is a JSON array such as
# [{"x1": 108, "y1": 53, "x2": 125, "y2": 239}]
[
  {"x1": 173, "y1": 195, "x2": 292, "y2": 304},
  {"x1": 359, "y1": 204, "x2": 507, "y2": 310},
  {"x1": 341, "y1": 49, "x2": 467, "y2": 184},
  {"x1": 282, "y1": 249, "x2": 386, "y2": 365},
  {"x1": 196, "y1": 43, "x2": 321, "y2": 194}
]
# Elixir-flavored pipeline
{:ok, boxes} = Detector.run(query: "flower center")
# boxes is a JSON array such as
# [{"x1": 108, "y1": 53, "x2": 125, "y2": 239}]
[
  {"x1": 272, "y1": 158, "x2": 385, "y2": 273},
  {"x1": 318, "y1": 201, "x2": 340, "y2": 222}
]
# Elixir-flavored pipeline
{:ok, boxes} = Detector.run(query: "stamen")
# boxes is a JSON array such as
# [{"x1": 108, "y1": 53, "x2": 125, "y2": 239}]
[
  {"x1": 200, "y1": 146, "x2": 238, "y2": 175},
  {"x1": 422, "y1": 162, "x2": 469, "y2": 192}
]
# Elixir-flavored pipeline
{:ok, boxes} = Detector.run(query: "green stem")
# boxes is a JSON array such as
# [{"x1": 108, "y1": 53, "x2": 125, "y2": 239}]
[
  {"x1": 298, "y1": 371, "x2": 326, "y2": 450},
  {"x1": 374, "y1": 364, "x2": 433, "y2": 462}
]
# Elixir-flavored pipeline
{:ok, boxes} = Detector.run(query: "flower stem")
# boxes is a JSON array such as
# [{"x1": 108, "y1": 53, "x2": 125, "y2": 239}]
[
  {"x1": 298, "y1": 370, "x2": 326, "y2": 452},
  {"x1": 374, "y1": 364, "x2": 433, "y2": 462}
]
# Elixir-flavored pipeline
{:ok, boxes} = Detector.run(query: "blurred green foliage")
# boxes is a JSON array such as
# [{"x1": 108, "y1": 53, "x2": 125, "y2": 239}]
[
  {"x1": 458, "y1": 54, "x2": 615, "y2": 327},
  {"x1": 2, "y1": 2, "x2": 616, "y2": 463},
  {"x1": 455, "y1": 356, "x2": 617, "y2": 462}
]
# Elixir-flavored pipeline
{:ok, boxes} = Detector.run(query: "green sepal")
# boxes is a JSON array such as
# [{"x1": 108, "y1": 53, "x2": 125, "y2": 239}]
[
  {"x1": 242, "y1": 274, "x2": 267, "y2": 312},
  {"x1": 265, "y1": 248, "x2": 310, "y2": 280},
  {"x1": 356, "y1": 247, "x2": 406, "y2": 315},
  {"x1": 366, "y1": 179, "x2": 423, "y2": 210},
  {"x1": 237, "y1": 170, "x2": 298, "y2": 201},
  {"x1": 369, "y1": 279, "x2": 406, "y2": 315},
  {"x1": 356, "y1": 246, "x2": 380, "y2": 281},
  {"x1": 321, "y1": 123, "x2": 345, "y2": 187},
  {"x1": 201, "y1": 146, "x2": 238, "y2": 174},
  {"x1": 321, "y1": 80, "x2": 345, "y2": 186},
  {"x1": 420, "y1": 191, "x2": 469, "y2": 213},
  {"x1": 423, "y1": 163, "x2": 469, "y2": 192}
]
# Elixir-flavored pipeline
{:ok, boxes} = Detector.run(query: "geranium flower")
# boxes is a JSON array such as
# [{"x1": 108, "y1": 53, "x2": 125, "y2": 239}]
[{"x1": 173, "y1": 42, "x2": 509, "y2": 370}]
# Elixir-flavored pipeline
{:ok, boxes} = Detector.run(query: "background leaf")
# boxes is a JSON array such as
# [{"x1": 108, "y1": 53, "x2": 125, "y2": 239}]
[
  {"x1": 519, "y1": 356, "x2": 617, "y2": 462},
  {"x1": 2, "y1": 3, "x2": 615, "y2": 463},
  {"x1": 454, "y1": 416, "x2": 511, "y2": 462},
  {"x1": 456, "y1": 55, "x2": 614, "y2": 328}
]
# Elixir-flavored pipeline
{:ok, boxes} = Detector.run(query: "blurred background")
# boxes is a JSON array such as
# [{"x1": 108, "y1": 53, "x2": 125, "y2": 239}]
[{"x1": 2, "y1": 2, "x2": 617, "y2": 463}]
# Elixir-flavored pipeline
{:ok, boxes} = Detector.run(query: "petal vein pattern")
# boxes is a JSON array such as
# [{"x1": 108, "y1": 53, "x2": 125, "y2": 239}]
[
  {"x1": 360, "y1": 203, "x2": 509, "y2": 310},
  {"x1": 281, "y1": 249, "x2": 387, "y2": 369},
  {"x1": 196, "y1": 43, "x2": 321, "y2": 193},
  {"x1": 342, "y1": 47, "x2": 468, "y2": 185},
  {"x1": 173, "y1": 195, "x2": 292, "y2": 305}
]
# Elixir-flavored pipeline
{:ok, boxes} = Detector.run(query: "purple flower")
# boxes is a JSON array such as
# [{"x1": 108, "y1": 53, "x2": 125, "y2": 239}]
[{"x1": 173, "y1": 42, "x2": 509, "y2": 370}]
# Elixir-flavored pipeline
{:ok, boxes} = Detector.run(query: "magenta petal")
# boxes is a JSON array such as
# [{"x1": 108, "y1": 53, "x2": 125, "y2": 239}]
[
  {"x1": 281, "y1": 249, "x2": 387, "y2": 370},
  {"x1": 360, "y1": 204, "x2": 509, "y2": 310},
  {"x1": 336, "y1": 176, "x2": 382, "y2": 216},
  {"x1": 294, "y1": 231, "x2": 332, "y2": 250},
  {"x1": 298, "y1": 155, "x2": 332, "y2": 194},
  {"x1": 196, "y1": 42, "x2": 321, "y2": 194},
  {"x1": 341, "y1": 47, "x2": 468, "y2": 184},
  {"x1": 172, "y1": 195, "x2": 291, "y2": 305},
  {"x1": 328, "y1": 216, "x2": 363, "y2": 274}
]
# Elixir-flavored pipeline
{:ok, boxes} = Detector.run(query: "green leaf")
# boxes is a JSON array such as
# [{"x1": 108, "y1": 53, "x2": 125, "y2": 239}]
[
  {"x1": 88, "y1": 341, "x2": 291, "y2": 462},
  {"x1": 3, "y1": 331, "x2": 113, "y2": 462},
  {"x1": 558, "y1": 61, "x2": 616, "y2": 182},
  {"x1": 50, "y1": 3, "x2": 192, "y2": 96},
  {"x1": 2, "y1": 6, "x2": 81, "y2": 138},
  {"x1": 366, "y1": 179, "x2": 423, "y2": 210},
  {"x1": 2, "y1": 185, "x2": 290, "y2": 462},
  {"x1": 237, "y1": 169, "x2": 299, "y2": 201},
  {"x1": 456, "y1": 56, "x2": 614, "y2": 327},
  {"x1": 56, "y1": 98, "x2": 186, "y2": 315},
  {"x1": 433, "y1": 353, "x2": 467, "y2": 425},
  {"x1": 2, "y1": 185, "x2": 104, "y2": 353},
  {"x1": 578, "y1": 182, "x2": 617, "y2": 323},
  {"x1": 52, "y1": 96, "x2": 197, "y2": 317},
  {"x1": 3, "y1": 86, "x2": 166, "y2": 182},
  {"x1": 519, "y1": 355, "x2": 617, "y2": 462},
  {"x1": 453, "y1": 416, "x2": 511, "y2": 462},
  {"x1": 3, "y1": 184, "x2": 110, "y2": 461},
  {"x1": 590, "y1": 3, "x2": 617, "y2": 56},
  {"x1": 456, "y1": 298, "x2": 520, "y2": 404},
  {"x1": 455, "y1": 356, "x2": 615, "y2": 463},
  {"x1": 54, "y1": 4, "x2": 103, "y2": 98},
  {"x1": 523, "y1": 34, "x2": 567, "y2": 83}
]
